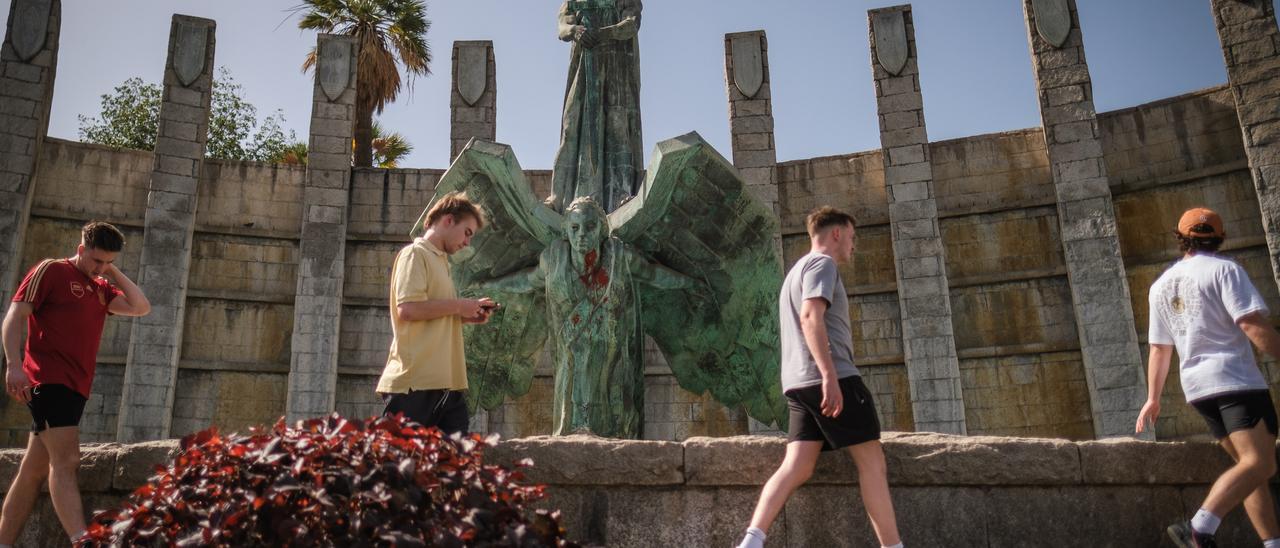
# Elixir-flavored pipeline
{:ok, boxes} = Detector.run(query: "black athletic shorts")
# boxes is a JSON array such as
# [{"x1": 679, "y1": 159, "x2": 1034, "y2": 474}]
[
  {"x1": 786, "y1": 375, "x2": 881, "y2": 451},
  {"x1": 382, "y1": 389, "x2": 469, "y2": 435},
  {"x1": 1191, "y1": 389, "x2": 1279, "y2": 439},
  {"x1": 28, "y1": 383, "x2": 88, "y2": 433}
]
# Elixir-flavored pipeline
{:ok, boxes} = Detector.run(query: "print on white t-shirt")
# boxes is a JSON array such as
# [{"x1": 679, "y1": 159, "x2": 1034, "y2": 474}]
[{"x1": 1155, "y1": 274, "x2": 1202, "y2": 338}]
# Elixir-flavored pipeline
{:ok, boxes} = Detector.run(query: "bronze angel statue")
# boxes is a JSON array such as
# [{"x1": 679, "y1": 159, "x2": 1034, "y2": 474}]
[{"x1": 414, "y1": 133, "x2": 785, "y2": 438}]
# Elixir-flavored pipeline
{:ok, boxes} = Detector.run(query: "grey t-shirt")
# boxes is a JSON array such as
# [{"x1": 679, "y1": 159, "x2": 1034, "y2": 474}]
[{"x1": 780, "y1": 252, "x2": 859, "y2": 391}]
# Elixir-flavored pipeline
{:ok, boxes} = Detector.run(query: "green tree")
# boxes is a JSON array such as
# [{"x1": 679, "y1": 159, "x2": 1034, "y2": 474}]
[
  {"x1": 370, "y1": 120, "x2": 412, "y2": 168},
  {"x1": 77, "y1": 77, "x2": 161, "y2": 151},
  {"x1": 296, "y1": 0, "x2": 431, "y2": 167},
  {"x1": 77, "y1": 68, "x2": 306, "y2": 163}
]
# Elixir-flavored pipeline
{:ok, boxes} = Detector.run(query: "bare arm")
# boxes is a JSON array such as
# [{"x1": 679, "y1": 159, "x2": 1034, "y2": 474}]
[
  {"x1": 1136, "y1": 343, "x2": 1173, "y2": 434},
  {"x1": 1238, "y1": 311, "x2": 1280, "y2": 359},
  {"x1": 800, "y1": 297, "x2": 843, "y2": 417},
  {"x1": 2, "y1": 303, "x2": 33, "y2": 402},
  {"x1": 397, "y1": 298, "x2": 492, "y2": 323},
  {"x1": 2, "y1": 303, "x2": 30, "y2": 371},
  {"x1": 105, "y1": 264, "x2": 150, "y2": 317}
]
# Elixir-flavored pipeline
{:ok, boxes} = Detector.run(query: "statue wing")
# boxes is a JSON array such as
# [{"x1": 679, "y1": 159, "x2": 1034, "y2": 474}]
[
  {"x1": 611, "y1": 132, "x2": 787, "y2": 428},
  {"x1": 413, "y1": 139, "x2": 562, "y2": 411}
]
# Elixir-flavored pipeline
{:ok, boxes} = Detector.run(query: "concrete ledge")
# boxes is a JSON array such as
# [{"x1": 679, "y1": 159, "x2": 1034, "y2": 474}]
[
  {"x1": 488, "y1": 434, "x2": 685, "y2": 486},
  {"x1": 0, "y1": 434, "x2": 1271, "y2": 546}
]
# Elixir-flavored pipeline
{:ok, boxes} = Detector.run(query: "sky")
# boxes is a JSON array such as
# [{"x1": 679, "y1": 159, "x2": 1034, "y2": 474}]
[{"x1": 0, "y1": 1, "x2": 1256, "y2": 169}]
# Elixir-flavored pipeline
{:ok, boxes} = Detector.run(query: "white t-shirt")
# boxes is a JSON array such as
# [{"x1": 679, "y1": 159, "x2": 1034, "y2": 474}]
[{"x1": 1148, "y1": 253, "x2": 1270, "y2": 402}]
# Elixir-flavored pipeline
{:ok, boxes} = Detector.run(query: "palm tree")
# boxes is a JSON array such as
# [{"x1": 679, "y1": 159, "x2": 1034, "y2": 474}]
[
  {"x1": 370, "y1": 120, "x2": 413, "y2": 168},
  {"x1": 296, "y1": 0, "x2": 430, "y2": 167}
]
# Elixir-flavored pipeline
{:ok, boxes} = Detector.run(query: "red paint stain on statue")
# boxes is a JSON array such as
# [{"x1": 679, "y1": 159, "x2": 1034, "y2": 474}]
[{"x1": 579, "y1": 250, "x2": 610, "y2": 290}]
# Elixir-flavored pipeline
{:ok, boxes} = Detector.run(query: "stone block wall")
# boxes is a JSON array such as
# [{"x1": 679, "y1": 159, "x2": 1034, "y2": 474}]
[
  {"x1": 7, "y1": 87, "x2": 1277, "y2": 445},
  {"x1": 2, "y1": 434, "x2": 1274, "y2": 547}
]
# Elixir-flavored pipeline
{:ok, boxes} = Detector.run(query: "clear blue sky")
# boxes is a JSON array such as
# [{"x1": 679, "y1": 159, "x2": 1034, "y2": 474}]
[{"x1": 0, "y1": 1, "x2": 1257, "y2": 169}]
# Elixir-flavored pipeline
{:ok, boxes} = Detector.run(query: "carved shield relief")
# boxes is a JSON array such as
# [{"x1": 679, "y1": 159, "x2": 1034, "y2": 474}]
[
  {"x1": 457, "y1": 44, "x2": 488, "y2": 106},
  {"x1": 1032, "y1": 0, "x2": 1071, "y2": 48},
  {"x1": 730, "y1": 34, "x2": 763, "y2": 98},
  {"x1": 172, "y1": 21, "x2": 208, "y2": 88},
  {"x1": 872, "y1": 11, "x2": 908, "y2": 76},
  {"x1": 318, "y1": 38, "x2": 352, "y2": 102},
  {"x1": 11, "y1": 0, "x2": 52, "y2": 62}
]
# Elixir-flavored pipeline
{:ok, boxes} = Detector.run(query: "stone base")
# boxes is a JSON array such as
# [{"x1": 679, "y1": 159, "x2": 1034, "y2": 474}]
[{"x1": 0, "y1": 433, "x2": 1271, "y2": 546}]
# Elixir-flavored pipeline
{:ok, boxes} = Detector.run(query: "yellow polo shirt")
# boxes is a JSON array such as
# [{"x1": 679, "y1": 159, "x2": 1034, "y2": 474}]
[{"x1": 376, "y1": 237, "x2": 467, "y2": 393}]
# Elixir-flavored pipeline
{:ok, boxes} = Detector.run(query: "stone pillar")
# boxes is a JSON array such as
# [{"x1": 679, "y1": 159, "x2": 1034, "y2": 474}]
[
  {"x1": 724, "y1": 30, "x2": 778, "y2": 216},
  {"x1": 450, "y1": 40, "x2": 495, "y2": 162},
  {"x1": 286, "y1": 34, "x2": 358, "y2": 422},
  {"x1": 1023, "y1": 0, "x2": 1148, "y2": 439},
  {"x1": 867, "y1": 5, "x2": 966, "y2": 435},
  {"x1": 1211, "y1": 0, "x2": 1280, "y2": 291},
  {"x1": 0, "y1": 0, "x2": 59, "y2": 321},
  {"x1": 116, "y1": 16, "x2": 216, "y2": 442},
  {"x1": 725, "y1": 30, "x2": 784, "y2": 434}
]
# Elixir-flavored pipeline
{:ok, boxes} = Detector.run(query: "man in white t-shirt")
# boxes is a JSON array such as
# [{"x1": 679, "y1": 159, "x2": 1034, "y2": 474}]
[{"x1": 1138, "y1": 207, "x2": 1280, "y2": 548}]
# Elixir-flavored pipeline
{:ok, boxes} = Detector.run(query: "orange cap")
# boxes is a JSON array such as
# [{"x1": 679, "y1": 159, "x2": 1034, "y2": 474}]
[{"x1": 1177, "y1": 207, "x2": 1224, "y2": 238}]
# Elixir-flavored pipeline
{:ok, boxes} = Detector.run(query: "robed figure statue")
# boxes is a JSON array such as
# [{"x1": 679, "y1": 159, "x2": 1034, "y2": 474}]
[{"x1": 549, "y1": 0, "x2": 644, "y2": 213}]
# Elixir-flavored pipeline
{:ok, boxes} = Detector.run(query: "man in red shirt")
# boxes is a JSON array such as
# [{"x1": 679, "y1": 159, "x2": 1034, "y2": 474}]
[{"x1": 0, "y1": 221, "x2": 150, "y2": 544}]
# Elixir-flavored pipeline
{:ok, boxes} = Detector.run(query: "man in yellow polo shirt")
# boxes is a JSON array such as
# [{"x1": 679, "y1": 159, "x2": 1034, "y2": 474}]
[{"x1": 377, "y1": 192, "x2": 494, "y2": 434}]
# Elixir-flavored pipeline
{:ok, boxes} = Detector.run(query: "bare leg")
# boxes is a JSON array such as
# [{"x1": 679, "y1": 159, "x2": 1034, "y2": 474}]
[
  {"x1": 0, "y1": 433, "x2": 50, "y2": 543},
  {"x1": 1219, "y1": 431, "x2": 1280, "y2": 539},
  {"x1": 847, "y1": 440, "x2": 901, "y2": 546},
  {"x1": 1201, "y1": 421, "x2": 1277, "y2": 524},
  {"x1": 748, "y1": 441, "x2": 823, "y2": 532},
  {"x1": 38, "y1": 426, "x2": 85, "y2": 541}
]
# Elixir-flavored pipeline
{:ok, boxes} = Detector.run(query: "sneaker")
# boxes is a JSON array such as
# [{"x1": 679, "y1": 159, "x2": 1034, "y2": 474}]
[{"x1": 1167, "y1": 521, "x2": 1218, "y2": 548}]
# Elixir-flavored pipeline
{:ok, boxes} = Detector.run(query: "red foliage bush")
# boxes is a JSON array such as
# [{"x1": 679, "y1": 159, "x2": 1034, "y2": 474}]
[{"x1": 79, "y1": 413, "x2": 575, "y2": 547}]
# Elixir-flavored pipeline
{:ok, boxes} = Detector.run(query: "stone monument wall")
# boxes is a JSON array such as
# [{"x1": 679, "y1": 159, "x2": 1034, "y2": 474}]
[
  {"x1": 0, "y1": 434, "x2": 1273, "y2": 546},
  {"x1": 3, "y1": 5, "x2": 1280, "y2": 444}
]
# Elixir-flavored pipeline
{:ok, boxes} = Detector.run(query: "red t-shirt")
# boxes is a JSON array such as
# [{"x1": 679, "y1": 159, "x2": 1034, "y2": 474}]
[{"x1": 11, "y1": 259, "x2": 121, "y2": 398}]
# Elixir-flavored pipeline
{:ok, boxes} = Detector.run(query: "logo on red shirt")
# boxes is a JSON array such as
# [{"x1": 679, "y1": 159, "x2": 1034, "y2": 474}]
[{"x1": 69, "y1": 281, "x2": 85, "y2": 298}]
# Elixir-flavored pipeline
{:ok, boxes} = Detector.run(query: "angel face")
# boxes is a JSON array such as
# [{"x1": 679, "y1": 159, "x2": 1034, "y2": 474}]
[{"x1": 564, "y1": 197, "x2": 609, "y2": 256}]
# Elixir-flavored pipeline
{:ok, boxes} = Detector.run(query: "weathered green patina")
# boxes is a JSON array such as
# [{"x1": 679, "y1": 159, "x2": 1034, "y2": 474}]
[
  {"x1": 414, "y1": 134, "x2": 786, "y2": 438},
  {"x1": 548, "y1": 0, "x2": 644, "y2": 213}
]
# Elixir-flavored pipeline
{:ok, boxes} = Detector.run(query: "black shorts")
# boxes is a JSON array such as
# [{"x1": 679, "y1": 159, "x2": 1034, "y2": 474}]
[
  {"x1": 786, "y1": 375, "x2": 881, "y2": 451},
  {"x1": 28, "y1": 383, "x2": 88, "y2": 433},
  {"x1": 381, "y1": 389, "x2": 469, "y2": 435},
  {"x1": 1191, "y1": 390, "x2": 1279, "y2": 439}
]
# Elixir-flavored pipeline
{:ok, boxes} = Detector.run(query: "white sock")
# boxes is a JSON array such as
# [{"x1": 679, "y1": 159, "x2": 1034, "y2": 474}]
[
  {"x1": 882, "y1": 544, "x2": 904, "y2": 548},
  {"x1": 1191, "y1": 508, "x2": 1221, "y2": 535},
  {"x1": 1264, "y1": 538, "x2": 1280, "y2": 548},
  {"x1": 737, "y1": 527, "x2": 766, "y2": 548}
]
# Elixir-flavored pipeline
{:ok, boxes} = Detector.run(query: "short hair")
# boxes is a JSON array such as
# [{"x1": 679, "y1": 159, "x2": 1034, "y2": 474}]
[
  {"x1": 1174, "y1": 231, "x2": 1223, "y2": 254},
  {"x1": 565, "y1": 196, "x2": 607, "y2": 221},
  {"x1": 82, "y1": 221, "x2": 124, "y2": 252},
  {"x1": 424, "y1": 192, "x2": 485, "y2": 230},
  {"x1": 806, "y1": 206, "x2": 856, "y2": 237}
]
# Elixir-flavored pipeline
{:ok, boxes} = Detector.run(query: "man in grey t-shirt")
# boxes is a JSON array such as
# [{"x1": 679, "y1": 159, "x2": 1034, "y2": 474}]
[{"x1": 737, "y1": 207, "x2": 903, "y2": 548}]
